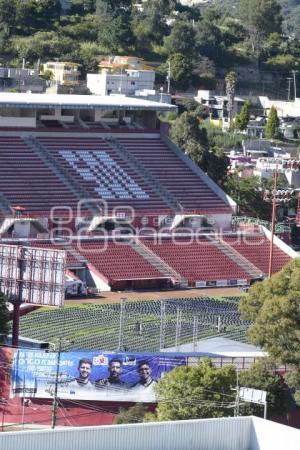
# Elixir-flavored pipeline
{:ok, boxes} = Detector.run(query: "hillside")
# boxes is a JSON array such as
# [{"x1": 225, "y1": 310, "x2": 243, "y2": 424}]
[
  {"x1": 212, "y1": 0, "x2": 300, "y2": 37},
  {"x1": 0, "y1": 0, "x2": 299, "y2": 94}
]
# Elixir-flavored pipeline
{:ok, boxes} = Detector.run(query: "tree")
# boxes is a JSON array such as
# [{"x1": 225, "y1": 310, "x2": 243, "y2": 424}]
[
  {"x1": 285, "y1": 368, "x2": 300, "y2": 405},
  {"x1": 0, "y1": 0, "x2": 17, "y2": 37},
  {"x1": 116, "y1": 403, "x2": 148, "y2": 424},
  {"x1": 239, "y1": 359, "x2": 292, "y2": 418},
  {"x1": 12, "y1": 32, "x2": 76, "y2": 64},
  {"x1": 170, "y1": 112, "x2": 229, "y2": 184},
  {"x1": 239, "y1": 0, "x2": 283, "y2": 57},
  {"x1": 75, "y1": 41, "x2": 100, "y2": 75},
  {"x1": 235, "y1": 100, "x2": 251, "y2": 131},
  {"x1": 225, "y1": 71, "x2": 238, "y2": 128},
  {"x1": 96, "y1": 0, "x2": 134, "y2": 53},
  {"x1": 0, "y1": 293, "x2": 9, "y2": 343},
  {"x1": 239, "y1": 258, "x2": 300, "y2": 367},
  {"x1": 170, "y1": 111, "x2": 209, "y2": 166},
  {"x1": 224, "y1": 172, "x2": 271, "y2": 218},
  {"x1": 265, "y1": 106, "x2": 280, "y2": 139},
  {"x1": 132, "y1": 0, "x2": 172, "y2": 49},
  {"x1": 15, "y1": 0, "x2": 62, "y2": 33},
  {"x1": 70, "y1": 0, "x2": 96, "y2": 14},
  {"x1": 153, "y1": 359, "x2": 236, "y2": 421},
  {"x1": 157, "y1": 53, "x2": 193, "y2": 91},
  {"x1": 203, "y1": 147, "x2": 229, "y2": 187},
  {"x1": 164, "y1": 21, "x2": 196, "y2": 58},
  {"x1": 194, "y1": 10, "x2": 224, "y2": 63}
]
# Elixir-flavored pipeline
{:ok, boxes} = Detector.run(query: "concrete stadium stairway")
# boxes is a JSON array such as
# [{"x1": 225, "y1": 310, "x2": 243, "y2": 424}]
[
  {"x1": 205, "y1": 234, "x2": 264, "y2": 279},
  {"x1": 0, "y1": 192, "x2": 12, "y2": 217},
  {"x1": 62, "y1": 242, "x2": 89, "y2": 268},
  {"x1": 128, "y1": 238, "x2": 187, "y2": 286}
]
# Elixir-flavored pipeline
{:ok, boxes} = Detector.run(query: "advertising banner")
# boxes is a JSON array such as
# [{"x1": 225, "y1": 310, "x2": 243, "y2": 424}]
[{"x1": 11, "y1": 350, "x2": 187, "y2": 403}]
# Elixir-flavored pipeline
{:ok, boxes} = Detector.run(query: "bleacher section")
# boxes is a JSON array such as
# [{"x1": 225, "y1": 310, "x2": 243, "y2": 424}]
[
  {"x1": 142, "y1": 236, "x2": 251, "y2": 285},
  {"x1": 25, "y1": 231, "x2": 292, "y2": 289},
  {"x1": 73, "y1": 239, "x2": 167, "y2": 285},
  {"x1": 223, "y1": 235, "x2": 291, "y2": 275},
  {"x1": 37, "y1": 136, "x2": 170, "y2": 214},
  {"x1": 0, "y1": 130, "x2": 293, "y2": 290},
  {"x1": 118, "y1": 137, "x2": 231, "y2": 213},
  {"x1": 0, "y1": 136, "x2": 79, "y2": 214}
]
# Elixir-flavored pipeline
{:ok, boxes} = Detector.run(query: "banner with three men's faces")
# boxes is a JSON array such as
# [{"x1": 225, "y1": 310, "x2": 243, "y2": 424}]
[{"x1": 11, "y1": 350, "x2": 187, "y2": 402}]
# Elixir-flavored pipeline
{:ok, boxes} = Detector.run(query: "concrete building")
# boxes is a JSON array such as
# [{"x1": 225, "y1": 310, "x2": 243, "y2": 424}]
[
  {"x1": 87, "y1": 56, "x2": 156, "y2": 97},
  {"x1": 87, "y1": 70, "x2": 155, "y2": 96},
  {"x1": 195, "y1": 90, "x2": 246, "y2": 129},
  {"x1": 41, "y1": 62, "x2": 80, "y2": 86},
  {"x1": 0, "y1": 67, "x2": 45, "y2": 93},
  {"x1": 99, "y1": 56, "x2": 146, "y2": 71}
]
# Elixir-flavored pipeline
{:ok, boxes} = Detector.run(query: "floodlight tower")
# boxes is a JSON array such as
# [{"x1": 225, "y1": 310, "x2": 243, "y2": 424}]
[{"x1": 263, "y1": 169, "x2": 293, "y2": 277}]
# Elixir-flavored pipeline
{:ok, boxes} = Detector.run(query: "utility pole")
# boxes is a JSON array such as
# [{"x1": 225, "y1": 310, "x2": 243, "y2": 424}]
[
  {"x1": 51, "y1": 337, "x2": 63, "y2": 429},
  {"x1": 287, "y1": 77, "x2": 292, "y2": 101},
  {"x1": 234, "y1": 368, "x2": 240, "y2": 417},
  {"x1": 291, "y1": 70, "x2": 298, "y2": 100},
  {"x1": 167, "y1": 60, "x2": 171, "y2": 94}
]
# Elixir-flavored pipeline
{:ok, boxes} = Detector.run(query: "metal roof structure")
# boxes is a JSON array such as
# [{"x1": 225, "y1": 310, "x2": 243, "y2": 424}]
[
  {"x1": 164, "y1": 337, "x2": 267, "y2": 357},
  {"x1": 0, "y1": 92, "x2": 177, "y2": 111},
  {"x1": 0, "y1": 416, "x2": 299, "y2": 450}
]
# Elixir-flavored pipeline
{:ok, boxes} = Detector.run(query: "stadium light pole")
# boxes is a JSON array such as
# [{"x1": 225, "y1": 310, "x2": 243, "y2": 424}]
[{"x1": 263, "y1": 170, "x2": 293, "y2": 278}]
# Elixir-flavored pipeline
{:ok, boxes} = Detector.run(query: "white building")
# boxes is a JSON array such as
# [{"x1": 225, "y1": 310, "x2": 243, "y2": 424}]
[
  {"x1": 87, "y1": 70, "x2": 155, "y2": 96},
  {"x1": 259, "y1": 96, "x2": 300, "y2": 118}
]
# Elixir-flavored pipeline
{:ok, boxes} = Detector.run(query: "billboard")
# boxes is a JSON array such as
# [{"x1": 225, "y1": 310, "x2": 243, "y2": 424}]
[
  {"x1": 0, "y1": 244, "x2": 65, "y2": 306},
  {"x1": 11, "y1": 350, "x2": 187, "y2": 403},
  {"x1": 239, "y1": 387, "x2": 267, "y2": 404}
]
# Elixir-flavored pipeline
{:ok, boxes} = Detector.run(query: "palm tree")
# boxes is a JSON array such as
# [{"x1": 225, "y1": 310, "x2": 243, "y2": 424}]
[{"x1": 225, "y1": 71, "x2": 238, "y2": 128}]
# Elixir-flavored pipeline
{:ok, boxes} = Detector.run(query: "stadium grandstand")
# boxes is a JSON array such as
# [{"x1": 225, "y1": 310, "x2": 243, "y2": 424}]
[
  {"x1": 0, "y1": 92, "x2": 296, "y2": 294},
  {"x1": 0, "y1": 91, "x2": 299, "y2": 430}
]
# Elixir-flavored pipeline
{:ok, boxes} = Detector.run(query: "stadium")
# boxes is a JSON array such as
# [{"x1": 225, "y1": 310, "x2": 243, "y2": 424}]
[{"x1": 0, "y1": 92, "x2": 297, "y2": 429}]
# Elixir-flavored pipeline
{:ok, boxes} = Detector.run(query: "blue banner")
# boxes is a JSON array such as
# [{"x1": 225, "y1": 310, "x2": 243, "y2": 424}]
[{"x1": 11, "y1": 350, "x2": 187, "y2": 402}]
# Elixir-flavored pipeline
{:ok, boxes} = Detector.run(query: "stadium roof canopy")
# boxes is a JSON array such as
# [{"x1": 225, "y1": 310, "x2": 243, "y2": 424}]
[
  {"x1": 0, "y1": 92, "x2": 177, "y2": 111},
  {"x1": 164, "y1": 337, "x2": 267, "y2": 357}
]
